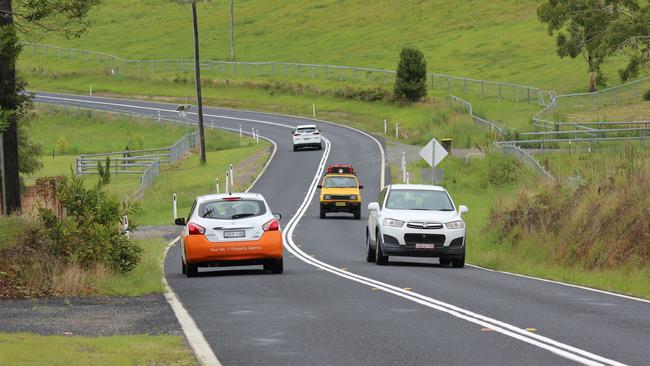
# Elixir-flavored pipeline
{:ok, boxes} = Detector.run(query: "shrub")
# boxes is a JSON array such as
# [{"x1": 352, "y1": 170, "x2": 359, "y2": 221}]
[
  {"x1": 96, "y1": 156, "x2": 111, "y2": 186},
  {"x1": 35, "y1": 174, "x2": 142, "y2": 273},
  {"x1": 487, "y1": 154, "x2": 522, "y2": 186},
  {"x1": 55, "y1": 134, "x2": 69, "y2": 154},
  {"x1": 394, "y1": 46, "x2": 427, "y2": 102}
]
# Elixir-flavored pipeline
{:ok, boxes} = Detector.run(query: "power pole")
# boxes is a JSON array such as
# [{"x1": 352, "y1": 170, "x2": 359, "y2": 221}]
[
  {"x1": 190, "y1": 0, "x2": 207, "y2": 163},
  {"x1": 229, "y1": 0, "x2": 235, "y2": 60}
]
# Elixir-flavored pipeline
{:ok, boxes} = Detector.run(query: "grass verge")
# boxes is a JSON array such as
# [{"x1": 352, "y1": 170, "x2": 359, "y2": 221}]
[{"x1": 0, "y1": 333, "x2": 195, "y2": 366}]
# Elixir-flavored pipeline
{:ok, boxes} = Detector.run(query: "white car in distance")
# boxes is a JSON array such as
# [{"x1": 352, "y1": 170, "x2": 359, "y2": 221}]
[
  {"x1": 366, "y1": 184, "x2": 469, "y2": 267},
  {"x1": 292, "y1": 124, "x2": 323, "y2": 151}
]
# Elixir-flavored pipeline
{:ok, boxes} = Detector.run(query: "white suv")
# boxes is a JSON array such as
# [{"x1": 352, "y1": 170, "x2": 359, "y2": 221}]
[
  {"x1": 366, "y1": 184, "x2": 468, "y2": 267},
  {"x1": 292, "y1": 124, "x2": 323, "y2": 151}
]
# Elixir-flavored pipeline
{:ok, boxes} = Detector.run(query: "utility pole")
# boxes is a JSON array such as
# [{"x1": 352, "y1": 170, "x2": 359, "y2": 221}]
[
  {"x1": 229, "y1": 0, "x2": 235, "y2": 60},
  {"x1": 190, "y1": 0, "x2": 207, "y2": 163}
]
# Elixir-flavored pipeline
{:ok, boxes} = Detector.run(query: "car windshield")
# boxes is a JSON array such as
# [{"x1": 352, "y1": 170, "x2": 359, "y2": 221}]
[
  {"x1": 297, "y1": 127, "x2": 317, "y2": 133},
  {"x1": 325, "y1": 176, "x2": 357, "y2": 188},
  {"x1": 198, "y1": 199, "x2": 266, "y2": 219},
  {"x1": 385, "y1": 189, "x2": 454, "y2": 211}
]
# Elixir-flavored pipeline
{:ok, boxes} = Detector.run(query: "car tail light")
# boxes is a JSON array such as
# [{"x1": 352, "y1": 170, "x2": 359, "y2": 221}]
[
  {"x1": 188, "y1": 223, "x2": 206, "y2": 235},
  {"x1": 263, "y1": 219, "x2": 279, "y2": 231},
  {"x1": 312, "y1": 132, "x2": 320, "y2": 135},
  {"x1": 222, "y1": 196, "x2": 241, "y2": 201},
  {"x1": 293, "y1": 133, "x2": 300, "y2": 136}
]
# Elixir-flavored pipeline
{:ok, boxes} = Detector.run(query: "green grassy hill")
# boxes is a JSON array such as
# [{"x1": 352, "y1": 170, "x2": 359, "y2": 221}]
[{"x1": 22, "y1": 0, "x2": 628, "y2": 92}]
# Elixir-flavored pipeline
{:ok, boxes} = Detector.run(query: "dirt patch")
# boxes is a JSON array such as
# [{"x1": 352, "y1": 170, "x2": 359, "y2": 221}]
[{"x1": 0, "y1": 295, "x2": 181, "y2": 336}]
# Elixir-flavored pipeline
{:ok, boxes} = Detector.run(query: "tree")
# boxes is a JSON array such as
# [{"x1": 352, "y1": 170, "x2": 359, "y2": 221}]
[
  {"x1": 601, "y1": 3, "x2": 650, "y2": 81},
  {"x1": 394, "y1": 46, "x2": 427, "y2": 102},
  {"x1": 537, "y1": 1, "x2": 636, "y2": 92},
  {"x1": 0, "y1": 0, "x2": 98, "y2": 213}
]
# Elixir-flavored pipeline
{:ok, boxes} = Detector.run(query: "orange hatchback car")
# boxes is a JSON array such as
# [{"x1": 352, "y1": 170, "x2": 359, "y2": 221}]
[{"x1": 175, "y1": 193, "x2": 284, "y2": 277}]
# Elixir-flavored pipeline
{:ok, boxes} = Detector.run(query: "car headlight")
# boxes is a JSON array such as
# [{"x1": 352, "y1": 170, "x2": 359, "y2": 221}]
[
  {"x1": 324, "y1": 194, "x2": 331, "y2": 200},
  {"x1": 445, "y1": 220, "x2": 465, "y2": 229},
  {"x1": 350, "y1": 195, "x2": 358, "y2": 200},
  {"x1": 383, "y1": 218, "x2": 405, "y2": 228}
]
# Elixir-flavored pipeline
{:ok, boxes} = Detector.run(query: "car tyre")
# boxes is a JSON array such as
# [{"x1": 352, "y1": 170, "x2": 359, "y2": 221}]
[
  {"x1": 452, "y1": 256, "x2": 465, "y2": 268},
  {"x1": 354, "y1": 207, "x2": 361, "y2": 220},
  {"x1": 181, "y1": 258, "x2": 187, "y2": 274},
  {"x1": 439, "y1": 257, "x2": 452, "y2": 266},
  {"x1": 318, "y1": 142, "x2": 323, "y2": 150},
  {"x1": 186, "y1": 263, "x2": 198, "y2": 277},
  {"x1": 365, "y1": 233, "x2": 376, "y2": 262},
  {"x1": 265, "y1": 258, "x2": 283, "y2": 274},
  {"x1": 320, "y1": 204, "x2": 327, "y2": 219},
  {"x1": 375, "y1": 233, "x2": 388, "y2": 265},
  {"x1": 293, "y1": 145, "x2": 298, "y2": 152}
]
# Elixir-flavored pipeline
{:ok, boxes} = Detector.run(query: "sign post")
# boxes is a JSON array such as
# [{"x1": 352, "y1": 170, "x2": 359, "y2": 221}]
[{"x1": 418, "y1": 138, "x2": 449, "y2": 184}]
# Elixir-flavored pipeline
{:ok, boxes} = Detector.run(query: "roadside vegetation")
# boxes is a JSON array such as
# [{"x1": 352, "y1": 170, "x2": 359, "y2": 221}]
[{"x1": 0, "y1": 333, "x2": 195, "y2": 366}]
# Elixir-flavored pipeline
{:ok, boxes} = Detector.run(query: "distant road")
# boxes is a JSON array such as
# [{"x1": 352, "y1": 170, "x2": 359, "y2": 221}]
[{"x1": 35, "y1": 91, "x2": 649, "y2": 366}]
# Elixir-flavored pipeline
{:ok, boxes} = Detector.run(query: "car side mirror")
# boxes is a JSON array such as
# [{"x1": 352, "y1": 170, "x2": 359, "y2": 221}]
[
  {"x1": 359, "y1": 185, "x2": 364, "y2": 189},
  {"x1": 459, "y1": 205, "x2": 469, "y2": 214},
  {"x1": 175, "y1": 217, "x2": 186, "y2": 226},
  {"x1": 368, "y1": 202, "x2": 379, "y2": 212},
  {"x1": 317, "y1": 184, "x2": 322, "y2": 189},
  {"x1": 273, "y1": 213, "x2": 282, "y2": 220}
]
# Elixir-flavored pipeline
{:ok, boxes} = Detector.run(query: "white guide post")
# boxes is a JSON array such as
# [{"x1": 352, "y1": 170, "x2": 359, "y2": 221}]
[{"x1": 173, "y1": 193, "x2": 178, "y2": 219}]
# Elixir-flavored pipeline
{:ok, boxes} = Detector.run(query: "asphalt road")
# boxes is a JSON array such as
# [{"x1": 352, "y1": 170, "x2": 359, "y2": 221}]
[{"x1": 34, "y1": 91, "x2": 650, "y2": 366}]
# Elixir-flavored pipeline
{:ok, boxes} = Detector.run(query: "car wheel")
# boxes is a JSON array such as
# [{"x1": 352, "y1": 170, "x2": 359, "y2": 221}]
[
  {"x1": 365, "y1": 233, "x2": 376, "y2": 262},
  {"x1": 186, "y1": 263, "x2": 198, "y2": 277},
  {"x1": 375, "y1": 233, "x2": 388, "y2": 265},
  {"x1": 318, "y1": 142, "x2": 323, "y2": 150},
  {"x1": 293, "y1": 145, "x2": 298, "y2": 152},
  {"x1": 320, "y1": 204, "x2": 327, "y2": 219},
  {"x1": 265, "y1": 258, "x2": 283, "y2": 274},
  {"x1": 181, "y1": 258, "x2": 187, "y2": 274},
  {"x1": 354, "y1": 207, "x2": 361, "y2": 220},
  {"x1": 439, "y1": 257, "x2": 452, "y2": 266},
  {"x1": 452, "y1": 256, "x2": 465, "y2": 268}
]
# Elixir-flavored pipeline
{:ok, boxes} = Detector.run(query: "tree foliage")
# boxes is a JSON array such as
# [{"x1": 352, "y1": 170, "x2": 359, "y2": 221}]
[
  {"x1": 537, "y1": 0, "x2": 639, "y2": 91},
  {"x1": 394, "y1": 46, "x2": 427, "y2": 102}
]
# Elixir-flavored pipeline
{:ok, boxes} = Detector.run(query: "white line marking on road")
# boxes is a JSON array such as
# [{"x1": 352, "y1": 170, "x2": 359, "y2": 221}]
[
  {"x1": 467, "y1": 264, "x2": 650, "y2": 305},
  {"x1": 162, "y1": 238, "x2": 222, "y2": 366},
  {"x1": 281, "y1": 138, "x2": 625, "y2": 366}
]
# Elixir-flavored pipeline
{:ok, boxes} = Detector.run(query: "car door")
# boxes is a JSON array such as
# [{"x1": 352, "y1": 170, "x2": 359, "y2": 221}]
[{"x1": 368, "y1": 187, "x2": 388, "y2": 244}]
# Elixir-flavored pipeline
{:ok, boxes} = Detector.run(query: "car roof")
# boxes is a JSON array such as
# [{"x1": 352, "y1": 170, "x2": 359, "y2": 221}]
[
  {"x1": 296, "y1": 124, "x2": 317, "y2": 129},
  {"x1": 195, "y1": 192, "x2": 265, "y2": 203},
  {"x1": 388, "y1": 184, "x2": 446, "y2": 192}
]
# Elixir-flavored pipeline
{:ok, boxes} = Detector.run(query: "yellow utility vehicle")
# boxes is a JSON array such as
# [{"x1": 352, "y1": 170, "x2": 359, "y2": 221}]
[{"x1": 318, "y1": 164, "x2": 363, "y2": 220}]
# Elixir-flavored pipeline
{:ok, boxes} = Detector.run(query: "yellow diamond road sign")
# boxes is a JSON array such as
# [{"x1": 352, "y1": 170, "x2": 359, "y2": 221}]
[{"x1": 419, "y1": 138, "x2": 448, "y2": 168}]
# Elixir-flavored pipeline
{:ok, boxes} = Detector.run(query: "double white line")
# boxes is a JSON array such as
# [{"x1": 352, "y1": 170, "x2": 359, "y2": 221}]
[{"x1": 282, "y1": 138, "x2": 625, "y2": 366}]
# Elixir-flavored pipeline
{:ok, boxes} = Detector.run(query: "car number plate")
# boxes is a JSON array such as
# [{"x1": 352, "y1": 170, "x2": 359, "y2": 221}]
[
  {"x1": 224, "y1": 230, "x2": 245, "y2": 238},
  {"x1": 335, "y1": 202, "x2": 346, "y2": 206},
  {"x1": 415, "y1": 243, "x2": 435, "y2": 249}
]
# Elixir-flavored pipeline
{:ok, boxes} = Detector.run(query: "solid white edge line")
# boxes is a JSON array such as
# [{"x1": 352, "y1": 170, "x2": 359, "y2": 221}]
[
  {"x1": 281, "y1": 137, "x2": 624, "y2": 366},
  {"x1": 37, "y1": 93, "x2": 632, "y2": 365},
  {"x1": 162, "y1": 238, "x2": 222, "y2": 366}
]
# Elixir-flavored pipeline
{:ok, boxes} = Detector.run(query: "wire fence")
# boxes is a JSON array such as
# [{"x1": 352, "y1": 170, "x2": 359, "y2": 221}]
[
  {"x1": 23, "y1": 42, "x2": 544, "y2": 105},
  {"x1": 448, "y1": 95, "x2": 514, "y2": 136},
  {"x1": 500, "y1": 145, "x2": 557, "y2": 184}
]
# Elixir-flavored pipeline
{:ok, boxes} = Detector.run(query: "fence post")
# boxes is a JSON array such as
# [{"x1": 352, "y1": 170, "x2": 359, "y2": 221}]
[
  {"x1": 447, "y1": 77, "x2": 451, "y2": 94},
  {"x1": 272, "y1": 63, "x2": 275, "y2": 78},
  {"x1": 498, "y1": 84, "x2": 502, "y2": 102},
  {"x1": 431, "y1": 74, "x2": 434, "y2": 89},
  {"x1": 481, "y1": 81, "x2": 484, "y2": 99},
  {"x1": 464, "y1": 78, "x2": 467, "y2": 94},
  {"x1": 527, "y1": 87, "x2": 531, "y2": 103},
  {"x1": 311, "y1": 65, "x2": 315, "y2": 79}
]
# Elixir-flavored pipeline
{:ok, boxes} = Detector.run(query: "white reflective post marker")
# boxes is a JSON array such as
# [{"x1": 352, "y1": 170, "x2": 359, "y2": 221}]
[
  {"x1": 239, "y1": 124, "x2": 242, "y2": 138},
  {"x1": 229, "y1": 164, "x2": 234, "y2": 188},
  {"x1": 406, "y1": 172, "x2": 410, "y2": 184},
  {"x1": 216, "y1": 178, "x2": 220, "y2": 193},
  {"x1": 384, "y1": 119, "x2": 387, "y2": 135},
  {"x1": 225, "y1": 171, "x2": 230, "y2": 194},
  {"x1": 173, "y1": 193, "x2": 177, "y2": 219},
  {"x1": 395, "y1": 123, "x2": 399, "y2": 139},
  {"x1": 312, "y1": 103, "x2": 316, "y2": 118}
]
